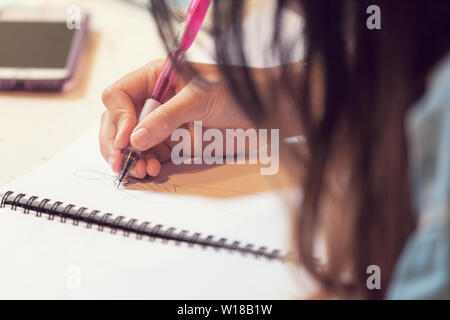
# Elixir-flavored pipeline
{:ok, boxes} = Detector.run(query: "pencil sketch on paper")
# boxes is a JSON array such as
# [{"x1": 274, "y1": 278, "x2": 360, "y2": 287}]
[
  {"x1": 72, "y1": 161, "x2": 277, "y2": 199},
  {"x1": 72, "y1": 167, "x2": 249, "y2": 199},
  {"x1": 72, "y1": 169, "x2": 177, "y2": 194},
  {"x1": 71, "y1": 169, "x2": 285, "y2": 227}
]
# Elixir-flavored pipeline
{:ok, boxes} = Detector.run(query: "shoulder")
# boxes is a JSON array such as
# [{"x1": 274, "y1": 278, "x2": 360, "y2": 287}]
[
  {"x1": 388, "y1": 54, "x2": 450, "y2": 300},
  {"x1": 388, "y1": 224, "x2": 449, "y2": 299},
  {"x1": 407, "y1": 53, "x2": 450, "y2": 216}
]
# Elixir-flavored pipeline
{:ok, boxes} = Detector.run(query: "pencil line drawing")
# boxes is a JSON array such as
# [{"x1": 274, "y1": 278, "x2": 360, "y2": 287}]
[{"x1": 72, "y1": 169, "x2": 283, "y2": 227}]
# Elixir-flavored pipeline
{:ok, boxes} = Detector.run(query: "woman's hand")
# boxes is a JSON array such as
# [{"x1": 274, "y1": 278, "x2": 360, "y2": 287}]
[{"x1": 99, "y1": 59, "x2": 252, "y2": 178}]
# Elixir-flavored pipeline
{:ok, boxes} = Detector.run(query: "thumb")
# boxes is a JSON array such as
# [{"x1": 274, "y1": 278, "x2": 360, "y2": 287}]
[{"x1": 130, "y1": 84, "x2": 205, "y2": 151}]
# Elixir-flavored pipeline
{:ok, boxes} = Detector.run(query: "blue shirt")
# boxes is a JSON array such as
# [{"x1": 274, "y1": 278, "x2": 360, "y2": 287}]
[{"x1": 388, "y1": 54, "x2": 450, "y2": 299}]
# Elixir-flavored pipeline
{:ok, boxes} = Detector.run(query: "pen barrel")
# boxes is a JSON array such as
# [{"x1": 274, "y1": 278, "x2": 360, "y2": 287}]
[
  {"x1": 138, "y1": 98, "x2": 162, "y2": 123},
  {"x1": 150, "y1": 49, "x2": 186, "y2": 103},
  {"x1": 130, "y1": 50, "x2": 186, "y2": 155}
]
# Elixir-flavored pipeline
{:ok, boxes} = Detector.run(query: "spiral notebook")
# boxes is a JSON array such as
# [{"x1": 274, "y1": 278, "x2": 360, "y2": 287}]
[
  {"x1": 0, "y1": 127, "x2": 294, "y2": 258},
  {"x1": 0, "y1": 127, "x2": 303, "y2": 298}
]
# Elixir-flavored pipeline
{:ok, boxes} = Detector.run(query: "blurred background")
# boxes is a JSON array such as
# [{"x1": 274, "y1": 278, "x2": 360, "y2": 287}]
[
  {"x1": 0, "y1": 0, "x2": 300, "y2": 187},
  {"x1": 0, "y1": 0, "x2": 190, "y2": 186}
]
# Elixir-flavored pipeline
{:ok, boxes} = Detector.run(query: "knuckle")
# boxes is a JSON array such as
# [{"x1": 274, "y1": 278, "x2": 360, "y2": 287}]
[
  {"x1": 101, "y1": 85, "x2": 116, "y2": 106},
  {"x1": 187, "y1": 82, "x2": 202, "y2": 96},
  {"x1": 108, "y1": 105, "x2": 131, "y2": 126},
  {"x1": 115, "y1": 111, "x2": 133, "y2": 126},
  {"x1": 110, "y1": 111, "x2": 124, "y2": 126},
  {"x1": 184, "y1": 84, "x2": 209, "y2": 119},
  {"x1": 145, "y1": 59, "x2": 166, "y2": 81}
]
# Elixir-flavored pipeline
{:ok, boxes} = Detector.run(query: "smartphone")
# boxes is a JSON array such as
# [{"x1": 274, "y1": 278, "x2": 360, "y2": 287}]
[{"x1": 0, "y1": 6, "x2": 89, "y2": 91}]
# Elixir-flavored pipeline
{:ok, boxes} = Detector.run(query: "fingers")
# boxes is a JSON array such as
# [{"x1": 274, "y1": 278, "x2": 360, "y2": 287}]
[
  {"x1": 130, "y1": 83, "x2": 206, "y2": 151},
  {"x1": 130, "y1": 158, "x2": 147, "y2": 179},
  {"x1": 101, "y1": 60, "x2": 211, "y2": 179},
  {"x1": 99, "y1": 111, "x2": 160, "y2": 178},
  {"x1": 101, "y1": 60, "x2": 170, "y2": 176},
  {"x1": 143, "y1": 152, "x2": 161, "y2": 177},
  {"x1": 145, "y1": 143, "x2": 172, "y2": 176},
  {"x1": 127, "y1": 144, "x2": 171, "y2": 178},
  {"x1": 101, "y1": 84, "x2": 138, "y2": 150},
  {"x1": 101, "y1": 60, "x2": 167, "y2": 150}
]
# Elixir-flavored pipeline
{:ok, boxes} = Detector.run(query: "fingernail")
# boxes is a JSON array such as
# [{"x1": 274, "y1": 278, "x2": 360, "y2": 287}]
[
  {"x1": 130, "y1": 167, "x2": 140, "y2": 178},
  {"x1": 114, "y1": 135, "x2": 121, "y2": 148},
  {"x1": 115, "y1": 126, "x2": 125, "y2": 148},
  {"x1": 131, "y1": 128, "x2": 151, "y2": 150}
]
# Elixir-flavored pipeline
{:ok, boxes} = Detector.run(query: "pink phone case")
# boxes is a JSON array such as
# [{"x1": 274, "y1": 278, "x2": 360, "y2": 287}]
[{"x1": 0, "y1": 14, "x2": 89, "y2": 92}]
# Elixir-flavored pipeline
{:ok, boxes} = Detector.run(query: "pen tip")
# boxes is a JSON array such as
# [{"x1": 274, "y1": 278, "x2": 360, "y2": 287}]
[{"x1": 114, "y1": 177, "x2": 122, "y2": 189}]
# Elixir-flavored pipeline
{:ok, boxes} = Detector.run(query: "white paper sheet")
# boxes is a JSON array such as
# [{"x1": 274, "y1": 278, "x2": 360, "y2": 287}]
[
  {"x1": 0, "y1": 128, "x2": 312, "y2": 299},
  {"x1": 0, "y1": 208, "x2": 307, "y2": 299},
  {"x1": 3, "y1": 128, "x2": 293, "y2": 250}
]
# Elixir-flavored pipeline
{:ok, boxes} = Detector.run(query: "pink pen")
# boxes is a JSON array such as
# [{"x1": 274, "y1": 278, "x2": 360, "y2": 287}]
[{"x1": 115, "y1": 0, "x2": 210, "y2": 187}]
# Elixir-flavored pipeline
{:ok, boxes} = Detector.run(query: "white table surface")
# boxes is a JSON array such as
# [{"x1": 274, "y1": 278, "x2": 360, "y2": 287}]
[
  {"x1": 0, "y1": 0, "x2": 169, "y2": 187},
  {"x1": 0, "y1": 0, "x2": 298, "y2": 188}
]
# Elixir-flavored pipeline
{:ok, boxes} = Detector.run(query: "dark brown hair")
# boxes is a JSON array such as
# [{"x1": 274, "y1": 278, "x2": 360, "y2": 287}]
[{"x1": 150, "y1": 0, "x2": 450, "y2": 298}]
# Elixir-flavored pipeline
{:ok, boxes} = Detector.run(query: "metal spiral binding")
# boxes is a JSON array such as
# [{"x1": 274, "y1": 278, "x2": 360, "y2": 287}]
[
  {"x1": 49, "y1": 201, "x2": 63, "y2": 220},
  {"x1": 98, "y1": 213, "x2": 112, "y2": 231},
  {"x1": 123, "y1": 218, "x2": 137, "y2": 237},
  {"x1": 62, "y1": 204, "x2": 75, "y2": 223},
  {"x1": 0, "y1": 191, "x2": 286, "y2": 262},
  {"x1": 24, "y1": 196, "x2": 38, "y2": 214},
  {"x1": 111, "y1": 216, "x2": 125, "y2": 234},
  {"x1": 87, "y1": 210, "x2": 100, "y2": 228},
  {"x1": 74, "y1": 207, "x2": 87, "y2": 226},
  {"x1": 136, "y1": 221, "x2": 149, "y2": 240},
  {"x1": 37, "y1": 198, "x2": 50, "y2": 217},
  {"x1": 12, "y1": 193, "x2": 26, "y2": 211}
]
